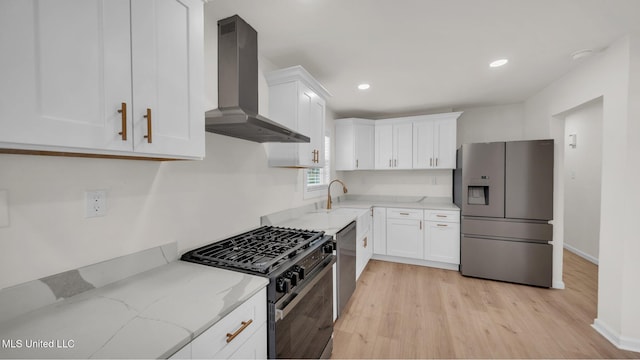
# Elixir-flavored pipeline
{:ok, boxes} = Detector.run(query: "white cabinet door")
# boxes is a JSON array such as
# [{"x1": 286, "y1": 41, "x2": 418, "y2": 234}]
[
  {"x1": 130, "y1": 0, "x2": 204, "y2": 158},
  {"x1": 425, "y1": 221, "x2": 460, "y2": 264},
  {"x1": 267, "y1": 66, "x2": 329, "y2": 168},
  {"x1": 375, "y1": 122, "x2": 412, "y2": 169},
  {"x1": 432, "y1": 118, "x2": 456, "y2": 169},
  {"x1": 335, "y1": 120, "x2": 375, "y2": 170},
  {"x1": 375, "y1": 124, "x2": 393, "y2": 169},
  {"x1": 373, "y1": 207, "x2": 387, "y2": 255},
  {"x1": 355, "y1": 124, "x2": 375, "y2": 169},
  {"x1": 355, "y1": 209, "x2": 373, "y2": 280},
  {"x1": 413, "y1": 120, "x2": 436, "y2": 169},
  {"x1": 309, "y1": 87, "x2": 326, "y2": 167},
  {"x1": 412, "y1": 114, "x2": 459, "y2": 169},
  {"x1": 386, "y1": 218, "x2": 423, "y2": 259},
  {"x1": 0, "y1": 0, "x2": 132, "y2": 152},
  {"x1": 334, "y1": 122, "x2": 354, "y2": 171},
  {"x1": 394, "y1": 123, "x2": 413, "y2": 169}
]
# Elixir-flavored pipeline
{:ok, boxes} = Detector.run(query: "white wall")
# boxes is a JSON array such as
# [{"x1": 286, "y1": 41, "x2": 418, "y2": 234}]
[
  {"x1": 456, "y1": 103, "x2": 525, "y2": 146},
  {"x1": 0, "y1": 11, "x2": 335, "y2": 290},
  {"x1": 338, "y1": 170, "x2": 452, "y2": 198},
  {"x1": 523, "y1": 34, "x2": 640, "y2": 351},
  {"x1": 562, "y1": 99, "x2": 603, "y2": 264}
]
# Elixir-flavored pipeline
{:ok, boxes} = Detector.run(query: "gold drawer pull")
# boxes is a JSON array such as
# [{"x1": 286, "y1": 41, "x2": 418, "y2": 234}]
[
  {"x1": 117, "y1": 102, "x2": 127, "y2": 140},
  {"x1": 143, "y1": 108, "x2": 152, "y2": 143},
  {"x1": 226, "y1": 319, "x2": 253, "y2": 343},
  {"x1": 437, "y1": 224, "x2": 448, "y2": 227},
  {"x1": 399, "y1": 212, "x2": 410, "y2": 215}
]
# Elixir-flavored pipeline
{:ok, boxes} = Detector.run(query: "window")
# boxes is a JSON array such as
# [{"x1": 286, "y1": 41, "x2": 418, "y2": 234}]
[{"x1": 304, "y1": 134, "x2": 331, "y2": 199}]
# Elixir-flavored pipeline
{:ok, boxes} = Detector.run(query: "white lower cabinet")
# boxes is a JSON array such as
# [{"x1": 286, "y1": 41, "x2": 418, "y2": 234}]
[
  {"x1": 424, "y1": 210, "x2": 460, "y2": 264},
  {"x1": 372, "y1": 207, "x2": 387, "y2": 255},
  {"x1": 171, "y1": 288, "x2": 267, "y2": 359},
  {"x1": 372, "y1": 207, "x2": 461, "y2": 269},
  {"x1": 385, "y1": 208, "x2": 424, "y2": 259},
  {"x1": 353, "y1": 209, "x2": 373, "y2": 280}
]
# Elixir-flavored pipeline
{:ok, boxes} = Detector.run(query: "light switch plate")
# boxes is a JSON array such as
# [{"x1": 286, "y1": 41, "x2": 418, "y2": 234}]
[{"x1": 0, "y1": 189, "x2": 9, "y2": 228}]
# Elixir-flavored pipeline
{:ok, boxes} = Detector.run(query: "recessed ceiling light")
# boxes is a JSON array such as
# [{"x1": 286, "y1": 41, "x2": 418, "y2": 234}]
[
  {"x1": 357, "y1": 83, "x2": 370, "y2": 90},
  {"x1": 489, "y1": 59, "x2": 509, "y2": 68}
]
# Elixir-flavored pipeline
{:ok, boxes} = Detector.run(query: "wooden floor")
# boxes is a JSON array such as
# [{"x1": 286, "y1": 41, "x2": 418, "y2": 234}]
[{"x1": 332, "y1": 250, "x2": 639, "y2": 359}]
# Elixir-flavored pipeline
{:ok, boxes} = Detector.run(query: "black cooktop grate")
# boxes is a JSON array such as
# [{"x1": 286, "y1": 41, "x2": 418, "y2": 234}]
[{"x1": 182, "y1": 226, "x2": 325, "y2": 274}]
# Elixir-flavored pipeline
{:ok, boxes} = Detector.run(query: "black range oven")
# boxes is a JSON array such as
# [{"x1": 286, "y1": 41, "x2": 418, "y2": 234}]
[{"x1": 181, "y1": 226, "x2": 335, "y2": 359}]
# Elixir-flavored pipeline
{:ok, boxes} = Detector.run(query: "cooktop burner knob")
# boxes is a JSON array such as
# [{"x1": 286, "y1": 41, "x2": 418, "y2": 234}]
[
  {"x1": 292, "y1": 265, "x2": 305, "y2": 280},
  {"x1": 276, "y1": 277, "x2": 290, "y2": 294},
  {"x1": 284, "y1": 270, "x2": 298, "y2": 286},
  {"x1": 322, "y1": 243, "x2": 334, "y2": 254}
]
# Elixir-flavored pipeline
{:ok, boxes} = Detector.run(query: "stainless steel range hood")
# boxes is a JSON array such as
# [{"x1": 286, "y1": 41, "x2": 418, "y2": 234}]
[{"x1": 205, "y1": 15, "x2": 310, "y2": 143}]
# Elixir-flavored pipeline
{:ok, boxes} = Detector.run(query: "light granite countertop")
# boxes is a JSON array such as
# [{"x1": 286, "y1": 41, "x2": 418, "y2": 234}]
[
  {"x1": 269, "y1": 196, "x2": 459, "y2": 236},
  {"x1": 275, "y1": 208, "x2": 369, "y2": 236},
  {"x1": 0, "y1": 261, "x2": 268, "y2": 359}
]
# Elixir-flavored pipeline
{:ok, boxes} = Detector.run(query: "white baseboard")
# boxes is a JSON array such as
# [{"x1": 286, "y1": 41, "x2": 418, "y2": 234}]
[
  {"x1": 564, "y1": 243, "x2": 599, "y2": 265},
  {"x1": 552, "y1": 280, "x2": 565, "y2": 289},
  {"x1": 593, "y1": 319, "x2": 640, "y2": 353}
]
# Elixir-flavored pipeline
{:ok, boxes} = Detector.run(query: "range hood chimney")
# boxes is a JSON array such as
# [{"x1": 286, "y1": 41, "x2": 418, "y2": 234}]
[{"x1": 205, "y1": 15, "x2": 310, "y2": 143}]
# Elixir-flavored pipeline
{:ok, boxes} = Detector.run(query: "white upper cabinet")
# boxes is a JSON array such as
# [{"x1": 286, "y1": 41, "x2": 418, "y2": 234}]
[
  {"x1": 375, "y1": 121, "x2": 412, "y2": 169},
  {"x1": 335, "y1": 118, "x2": 375, "y2": 170},
  {"x1": 0, "y1": 0, "x2": 204, "y2": 159},
  {"x1": 412, "y1": 112, "x2": 461, "y2": 169},
  {"x1": 266, "y1": 66, "x2": 330, "y2": 168},
  {"x1": 129, "y1": 0, "x2": 205, "y2": 158}
]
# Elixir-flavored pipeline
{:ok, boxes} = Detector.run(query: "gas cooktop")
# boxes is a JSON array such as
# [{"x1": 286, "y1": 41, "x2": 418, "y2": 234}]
[{"x1": 180, "y1": 226, "x2": 326, "y2": 274}]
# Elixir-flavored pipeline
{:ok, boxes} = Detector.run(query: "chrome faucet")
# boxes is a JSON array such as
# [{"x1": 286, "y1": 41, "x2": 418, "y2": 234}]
[{"x1": 327, "y1": 179, "x2": 348, "y2": 210}]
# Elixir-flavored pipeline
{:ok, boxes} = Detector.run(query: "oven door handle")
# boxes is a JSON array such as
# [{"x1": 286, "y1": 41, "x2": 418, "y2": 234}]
[{"x1": 275, "y1": 257, "x2": 335, "y2": 322}]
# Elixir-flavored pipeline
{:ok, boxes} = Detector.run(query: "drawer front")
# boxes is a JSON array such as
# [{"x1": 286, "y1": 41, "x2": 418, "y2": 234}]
[
  {"x1": 462, "y1": 218, "x2": 552, "y2": 242},
  {"x1": 191, "y1": 288, "x2": 267, "y2": 359},
  {"x1": 221, "y1": 322, "x2": 267, "y2": 359},
  {"x1": 425, "y1": 210, "x2": 460, "y2": 223},
  {"x1": 386, "y1": 208, "x2": 423, "y2": 220}
]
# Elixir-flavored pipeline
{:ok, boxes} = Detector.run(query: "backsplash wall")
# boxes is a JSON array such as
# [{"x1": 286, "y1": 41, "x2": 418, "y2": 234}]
[{"x1": 338, "y1": 170, "x2": 453, "y2": 198}]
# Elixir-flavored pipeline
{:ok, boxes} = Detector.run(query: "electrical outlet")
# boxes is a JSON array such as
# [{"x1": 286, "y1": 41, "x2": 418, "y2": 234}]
[{"x1": 85, "y1": 190, "x2": 107, "y2": 218}]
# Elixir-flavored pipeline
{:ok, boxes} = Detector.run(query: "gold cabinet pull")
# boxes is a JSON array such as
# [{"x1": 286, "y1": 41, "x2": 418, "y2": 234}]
[
  {"x1": 356, "y1": 159, "x2": 359, "y2": 168},
  {"x1": 226, "y1": 319, "x2": 253, "y2": 343},
  {"x1": 117, "y1": 102, "x2": 127, "y2": 141},
  {"x1": 420, "y1": 220, "x2": 422, "y2": 230},
  {"x1": 436, "y1": 214, "x2": 447, "y2": 218},
  {"x1": 437, "y1": 224, "x2": 448, "y2": 227},
  {"x1": 363, "y1": 236, "x2": 367, "y2": 248},
  {"x1": 430, "y1": 158, "x2": 433, "y2": 167},
  {"x1": 143, "y1": 108, "x2": 152, "y2": 143},
  {"x1": 436, "y1": 158, "x2": 438, "y2": 166}
]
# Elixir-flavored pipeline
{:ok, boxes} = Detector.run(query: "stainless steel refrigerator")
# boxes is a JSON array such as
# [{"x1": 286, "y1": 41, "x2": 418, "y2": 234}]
[{"x1": 454, "y1": 140, "x2": 554, "y2": 287}]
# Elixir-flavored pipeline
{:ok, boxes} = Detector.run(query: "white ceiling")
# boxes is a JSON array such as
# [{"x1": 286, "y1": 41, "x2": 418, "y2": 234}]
[{"x1": 205, "y1": 0, "x2": 640, "y2": 118}]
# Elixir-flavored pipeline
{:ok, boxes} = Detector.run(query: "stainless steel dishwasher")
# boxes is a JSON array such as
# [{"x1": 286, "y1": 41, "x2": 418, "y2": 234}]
[{"x1": 336, "y1": 221, "x2": 356, "y2": 318}]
